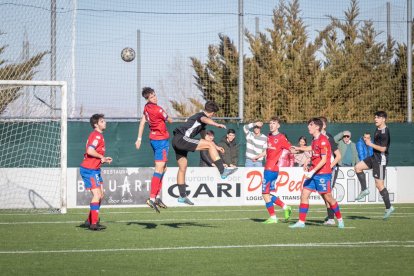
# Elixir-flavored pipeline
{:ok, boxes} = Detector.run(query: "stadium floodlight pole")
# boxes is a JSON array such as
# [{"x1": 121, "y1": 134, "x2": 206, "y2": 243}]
[
  {"x1": 408, "y1": 0, "x2": 413, "y2": 123},
  {"x1": 238, "y1": 0, "x2": 244, "y2": 122},
  {"x1": 137, "y1": 29, "x2": 142, "y2": 118},
  {"x1": 0, "y1": 80, "x2": 67, "y2": 214}
]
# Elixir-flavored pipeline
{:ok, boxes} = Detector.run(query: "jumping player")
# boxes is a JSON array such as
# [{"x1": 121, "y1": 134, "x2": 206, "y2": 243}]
[
  {"x1": 354, "y1": 111, "x2": 394, "y2": 219},
  {"x1": 136, "y1": 87, "x2": 171, "y2": 213},
  {"x1": 172, "y1": 100, "x2": 237, "y2": 205},
  {"x1": 80, "y1": 114, "x2": 112, "y2": 231},
  {"x1": 290, "y1": 118, "x2": 344, "y2": 229},
  {"x1": 254, "y1": 116, "x2": 292, "y2": 224}
]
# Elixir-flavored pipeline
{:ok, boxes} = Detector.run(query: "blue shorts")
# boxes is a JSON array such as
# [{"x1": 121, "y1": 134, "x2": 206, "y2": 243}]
[
  {"x1": 303, "y1": 173, "x2": 332, "y2": 194},
  {"x1": 80, "y1": 167, "x2": 103, "y2": 190},
  {"x1": 150, "y1": 139, "x2": 169, "y2": 162},
  {"x1": 262, "y1": 170, "x2": 279, "y2": 194}
]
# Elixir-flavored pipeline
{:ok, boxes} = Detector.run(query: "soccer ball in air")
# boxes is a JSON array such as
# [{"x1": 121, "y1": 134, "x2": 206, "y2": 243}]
[{"x1": 121, "y1": 47, "x2": 135, "y2": 62}]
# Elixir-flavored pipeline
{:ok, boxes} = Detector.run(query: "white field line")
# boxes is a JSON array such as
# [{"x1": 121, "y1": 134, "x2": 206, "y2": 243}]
[
  {"x1": 0, "y1": 213, "x2": 411, "y2": 225},
  {"x1": 1, "y1": 241, "x2": 413, "y2": 254},
  {"x1": 1, "y1": 205, "x2": 414, "y2": 216}
]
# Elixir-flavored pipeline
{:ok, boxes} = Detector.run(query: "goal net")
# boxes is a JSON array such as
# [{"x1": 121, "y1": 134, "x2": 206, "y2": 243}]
[{"x1": 0, "y1": 80, "x2": 67, "y2": 214}]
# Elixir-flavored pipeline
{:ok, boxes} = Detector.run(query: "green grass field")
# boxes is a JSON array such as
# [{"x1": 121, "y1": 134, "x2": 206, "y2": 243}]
[{"x1": 1, "y1": 204, "x2": 414, "y2": 275}]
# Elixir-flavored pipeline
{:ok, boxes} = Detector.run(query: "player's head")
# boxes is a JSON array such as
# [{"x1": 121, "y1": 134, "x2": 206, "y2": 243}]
[
  {"x1": 226, "y1": 129, "x2": 236, "y2": 142},
  {"x1": 319, "y1": 116, "x2": 328, "y2": 131},
  {"x1": 204, "y1": 101, "x2": 219, "y2": 117},
  {"x1": 205, "y1": 130, "x2": 215, "y2": 141},
  {"x1": 269, "y1": 116, "x2": 281, "y2": 133},
  {"x1": 142, "y1": 87, "x2": 157, "y2": 103},
  {"x1": 307, "y1": 117, "x2": 323, "y2": 136},
  {"x1": 298, "y1": 136, "x2": 307, "y2": 146},
  {"x1": 253, "y1": 124, "x2": 261, "y2": 135},
  {"x1": 374, "y1": 111, "x2": 387, "y2": 127},
  {"x1": 90, "y1": 113, "x2": 106, "y2": 131}
]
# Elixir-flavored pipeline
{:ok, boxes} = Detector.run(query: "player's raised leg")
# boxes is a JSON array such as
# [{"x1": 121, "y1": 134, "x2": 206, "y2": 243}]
[{"x1": 355, "y1": 160, "x2": 370, "y2": 200}]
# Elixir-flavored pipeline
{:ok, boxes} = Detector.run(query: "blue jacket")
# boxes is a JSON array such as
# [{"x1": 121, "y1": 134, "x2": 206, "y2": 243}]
[{"x1": 356, "y1": 137, "x2": 373, "y2": 161}]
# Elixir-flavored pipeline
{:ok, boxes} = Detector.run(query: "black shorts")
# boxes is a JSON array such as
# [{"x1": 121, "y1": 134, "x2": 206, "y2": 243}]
[
  {"x1": 363, "y1": 156, "x2": 386, "y2": 180},
  {"x1": 172, "y1": 133, "x2": 200, "y2": 160}
]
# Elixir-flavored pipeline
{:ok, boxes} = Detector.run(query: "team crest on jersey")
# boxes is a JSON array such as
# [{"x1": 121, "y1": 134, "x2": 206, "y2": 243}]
[
  {"x1": 321, "y1": 141, "x2": 326, "y2": 146},
  {"x1": 273, "y1": 138, "x2": 278, "y2": 144}
]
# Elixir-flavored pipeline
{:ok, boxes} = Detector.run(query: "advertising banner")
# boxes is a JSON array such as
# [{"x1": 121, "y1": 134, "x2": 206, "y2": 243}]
[
  {"x1": 162, "y1": 167, "x2": 397, "y2": 207},
  {"x1": 76, "y1": 167, "x2": 155, "y2": 206}
]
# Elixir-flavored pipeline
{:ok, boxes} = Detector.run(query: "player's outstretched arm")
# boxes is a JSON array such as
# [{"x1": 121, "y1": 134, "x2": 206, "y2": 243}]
[
  {"x1": 135, "y1": 116, "x2": 147, "y2": 150},
  {"x1": 200, "y1": 116, "x2": 226, "y2": 129}
]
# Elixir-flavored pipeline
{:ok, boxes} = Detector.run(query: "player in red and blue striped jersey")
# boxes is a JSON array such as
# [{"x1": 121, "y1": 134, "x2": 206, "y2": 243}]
[
  {"x1": 255, "y1": 116, "x2": 292, "y2": 224},
  {"x1": 135, "y1": 87, "x2": 172, "y2": 213},
  {"x1": 80, "y1": 114, "x2": 112, "y2": 231},
  {"x1": 290, "y1": 117, "x2": 344, "y2": 229}
]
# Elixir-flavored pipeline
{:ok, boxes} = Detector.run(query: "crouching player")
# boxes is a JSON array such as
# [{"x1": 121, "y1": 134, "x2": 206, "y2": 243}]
[
  {"x1": 290, "y1": 118, "x2": 344, "y2": 229},
  {"x1": 80, "y1": 114, "x2": 112, "y2": 231},
  {"x1": 255, "y1": 116, "x2": 292, "y2": 224}
]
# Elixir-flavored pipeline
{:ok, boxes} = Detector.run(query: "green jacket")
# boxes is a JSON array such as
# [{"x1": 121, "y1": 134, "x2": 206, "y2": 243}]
[
  {"x1": 218, "y1": 137, "x2": 239, "y2": 166},
  {"x1": 334, "y1": 132, "x2": 359, "y2": 166}
]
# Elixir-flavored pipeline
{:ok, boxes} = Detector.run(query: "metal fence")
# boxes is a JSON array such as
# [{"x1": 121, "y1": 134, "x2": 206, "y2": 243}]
[{"x1": 0, "y1": 0, "x2": 413, "y2": 122}]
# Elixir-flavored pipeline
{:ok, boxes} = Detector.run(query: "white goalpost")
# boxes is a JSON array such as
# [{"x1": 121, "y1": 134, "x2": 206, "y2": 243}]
[{"x1": 0, "y1": 80, "x2": 67, "y2": 214}]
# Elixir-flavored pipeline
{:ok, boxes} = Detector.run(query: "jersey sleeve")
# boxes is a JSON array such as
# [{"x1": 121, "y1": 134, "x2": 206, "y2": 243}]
[
  {"x1": 87, "y1": 133, "x2": 101, "y2": 149},
  {"x1": 327, "y1": 133, "x2": 338, "y2": 152},
  {"x1": 281, "y1": 135, "x2": 292, "y2": 150},
  {"x1": 379, "y1": 128, "x2": 390, "y2": 148},
  {"x1": 320, "y1": 138, "x2": 329, "y2": 155}
]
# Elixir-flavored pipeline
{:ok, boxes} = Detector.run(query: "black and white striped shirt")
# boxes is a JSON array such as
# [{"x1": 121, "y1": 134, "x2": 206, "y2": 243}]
[{"x1": 174, "y1": 112, "x2": 206, "y2": 138}]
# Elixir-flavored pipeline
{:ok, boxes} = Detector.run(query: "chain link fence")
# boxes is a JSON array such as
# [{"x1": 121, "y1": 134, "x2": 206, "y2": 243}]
[{"x1": 0, "y1": 0, "x2": 412, "y2": 122}]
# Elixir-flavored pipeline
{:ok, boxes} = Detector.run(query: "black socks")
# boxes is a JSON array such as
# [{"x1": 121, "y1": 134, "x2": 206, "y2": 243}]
[
  {"x1": 178, "y1": 184, "x2": 187, "y2": 198},
  {"x1": 356, "y1": 172, "x2": 367, "y2": 191},
  {"x1": 380, "y1": 188, "x2": 392, "y2": 209},
  {"x1": 214, "y1": 159, "x2": 225, "y2": 174}
]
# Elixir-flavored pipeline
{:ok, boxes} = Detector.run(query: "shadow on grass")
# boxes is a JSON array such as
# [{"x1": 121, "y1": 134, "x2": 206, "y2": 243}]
[
  {"x1": 161, "y1": 222, "x2": 215, "y2": 229},
  {"x1": 127, "y1": 222, "x2": 158, "y2": 229},
  {"x1": 345, "y1": 215, "x2": 371, "y2": 220},
  {"x1": 125, "y1": 221, "x2": 215, "y2": 229},
  {"x1": 250, "y1": 218, "x2": 291, "y2": 224}
]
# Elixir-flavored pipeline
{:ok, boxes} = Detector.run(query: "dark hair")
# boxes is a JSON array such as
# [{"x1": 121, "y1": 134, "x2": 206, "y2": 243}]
[
  {"x1": 204, "y1": 101, "x2": 219, "y2": 113},
  {"x1": 206, "y1": 130, "x2": 215, "y2": 136},
  {"x1": 298, "y1": 135, "x2": 307, "y2": 145},
  {"x1": 374, "y1": 111, "x2": 387, "y2": 119},
  {"x1": 308, "y1": 117, "x2": 323, "y2": 131},
  {"x1": 270, "y1": 116, "x2": 281, "y2": 123},
  {"x1": 319, "y1": 116, "x2": 328, "y2": 125},
  {"x1": 142, "y1": 87, "x2": 155, "y2": 99},
  {"x1": 90, "y1": 113, "x2": 104, "y2": 129},
  {"x1": 227, "y1": 128, "x2": 236, "y2": 134}
]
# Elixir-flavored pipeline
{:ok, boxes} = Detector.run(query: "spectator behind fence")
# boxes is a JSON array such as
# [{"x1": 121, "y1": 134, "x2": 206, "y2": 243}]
[
  {"x1": 334, "y1": 130, "x2": 359, "y2": 166},
  {"x1": 356, "y1": 132, "x2": 374, "y2": 161},
  {"x1": 199, "y1": 130, "x2": 216, "y2": 167},
  {"x1": 243, "y1": 121, "x2": 267, "y2": 167},
  {"x1": 293, "y1": 136, "x2": 311, "y2": 167},
  {"x1": 218, "y1": 128, "x2": 239, "y2": 167}
]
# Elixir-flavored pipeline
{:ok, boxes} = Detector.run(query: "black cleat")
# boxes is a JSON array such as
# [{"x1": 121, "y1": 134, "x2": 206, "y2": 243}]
[
  {"x1": 88, "y1": 223, "x2": 106, "y2": 231},
  {"x1": 155, "y1": 198, "x2": 167, "y2": 209},
  {"x1": 146, "y1": 198, "x2": 160, "y2": 213}
]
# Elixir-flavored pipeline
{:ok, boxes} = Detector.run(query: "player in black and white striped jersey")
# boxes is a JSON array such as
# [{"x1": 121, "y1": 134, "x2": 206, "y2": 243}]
[
  {"x1": 172, "y1": 101, "x2": 238, "y2": 205},
  {"x1": 355, "y1": 111, "x2": 394, "y2": 219}
]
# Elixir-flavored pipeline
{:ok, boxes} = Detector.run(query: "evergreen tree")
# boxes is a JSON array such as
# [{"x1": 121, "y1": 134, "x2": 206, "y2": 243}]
[{"x1": 0, "y1": 36, "x2": 47, "y2": 114}]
